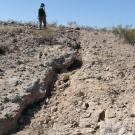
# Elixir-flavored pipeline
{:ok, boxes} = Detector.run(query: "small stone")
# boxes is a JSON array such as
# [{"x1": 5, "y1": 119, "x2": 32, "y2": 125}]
[
  {"x1": 38, "y1": 52, "x2": 43, "y2": 59},
  {"x1": 16, "y1": 59, "x2": 24, "y2": 65},
  {"x1": 103, "y1": 40, "x2": 106, "y2": 43},
  {"x1": 0, "y1": 72, "x2": 4, "y2": 76},
  {"x1": 9, "y1": 64, "x2": 16, "y2": 68},
  {"x1": 12, "y1": 38, "x2": 17, "y2": 43},
  {"x1": 51, "y1": 107, "x2": 58, "y2": 112},
  {"x1": 0, "y1": 105, "x2": 4, "y2": 111},
  {"x1": 71, "y1": 120, "x2": 79, "y2": 128},
  {"x1": 0, "y1": 68, "x2": 4, "y2": 72},
  {"x1": 8, "y1": 77, "x2": 18, "y2": 87},
  {"x1": 60, "y1": 74, "x2": 69, "y2": 82},
  {"x1": 84, "y1": 113, "x2": 91, "y2": 118},
  {"x1": 79, "y1": 119, "x2": 91, "y2": 128},
  {"x1": 23, "y1": 78, "x2": 40, "y2": 92},
  {"x1": 130, "y1": 114, "x2": 135, "y2": 117},
  {"x1": 106, "y1": 110, "x2": 116, "y2": 119},
  {"x1": 118, "y1": 127, "x2": 127, "y2": 135},
  {"x1": 97, "y1": 76, "x2": 102, "y2": 80},
  {"x1": 7, "y1": 94, "x2": 21, "y2": 103},
  {"x1": 81, "y1": 103, "x2": 89, "y2": 110},
  {"x1": 45, "y1": 98, "x2": 49, "y2": 104},
  {"x1": 105, "y1": 67, "x2": 110, "y2": 71},
  {"x1": 76, "y1": 91, "x2": 84, "y2": 97},
  {"x1": 133, "y1": 65, "x2": 135, "y2": 68}
]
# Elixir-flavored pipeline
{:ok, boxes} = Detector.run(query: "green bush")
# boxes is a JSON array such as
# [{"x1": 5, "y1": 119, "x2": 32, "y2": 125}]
[{"x1": 113, "y1": 25, "x2": 135, "y2": 44}]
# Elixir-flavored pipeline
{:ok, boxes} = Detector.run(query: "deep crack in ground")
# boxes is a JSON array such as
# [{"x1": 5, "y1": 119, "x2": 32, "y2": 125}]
[{"x1": 10, "y1": 56, "x2": 83, "y2": 135}]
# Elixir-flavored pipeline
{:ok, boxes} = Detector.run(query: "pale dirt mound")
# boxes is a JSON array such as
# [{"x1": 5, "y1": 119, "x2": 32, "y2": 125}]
[{"x1": 0, "y1": 22, "x2": 135, "y2": 135}]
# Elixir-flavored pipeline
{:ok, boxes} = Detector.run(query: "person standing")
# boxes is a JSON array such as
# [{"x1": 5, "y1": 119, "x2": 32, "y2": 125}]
[{"x1": 38, "y1": 3, "x2": 46, "y2": 29}]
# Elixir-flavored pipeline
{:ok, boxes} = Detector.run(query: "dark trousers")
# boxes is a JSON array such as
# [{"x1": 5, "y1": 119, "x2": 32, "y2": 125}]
[{"x1": 39, "y1": 16, "x2": 46, "y2": 29}]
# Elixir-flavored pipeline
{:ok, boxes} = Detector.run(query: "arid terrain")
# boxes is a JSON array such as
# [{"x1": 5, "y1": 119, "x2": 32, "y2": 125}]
[{"x1": 0, "y1": 22, "x2": 135, "y2": 135}]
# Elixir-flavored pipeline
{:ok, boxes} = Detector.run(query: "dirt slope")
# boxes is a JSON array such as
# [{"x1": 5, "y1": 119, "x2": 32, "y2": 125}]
[
  {"x1": 0, "y1": 23, "x2": 135, "y2": 135},
  {"x1": 14, "y1": 29, "x2": 135, "y2": 135}
]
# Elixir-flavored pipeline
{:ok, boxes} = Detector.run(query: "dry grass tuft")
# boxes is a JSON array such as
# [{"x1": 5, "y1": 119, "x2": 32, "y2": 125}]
[
  {"x1": 113, "y1": 25, "x2": 135, "y2": 44},
  {"x1": 33, "y1": 25, "x2": 59, "y2": 43}
]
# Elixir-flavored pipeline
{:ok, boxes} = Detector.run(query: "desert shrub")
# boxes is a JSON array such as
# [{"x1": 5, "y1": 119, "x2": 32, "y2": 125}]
[
  {"x1": 80, "y1": 25, "x2": 108, "y2": 32},
  {"x1": 68, "y1": 21, "x2": 78, "y2": 28},
  {"x1": 80, "y1": 25, "x2": 95, "y2": 31},
  {"x1": 47, "y1": 22, "x2": 58, "y2": 27},
  {"x1": 100, "y1": 27, "x2": 108, "y2": 32},
  {"x1": 33, "y1": 25, "x2": 59, "y2": 44},
  {"x1": 113, "y1": 25, "x2": 135, "y2": 44}
]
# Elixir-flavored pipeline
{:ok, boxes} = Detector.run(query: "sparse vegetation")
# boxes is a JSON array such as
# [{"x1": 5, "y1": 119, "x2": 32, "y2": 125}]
[
  {"x1": 47, "y1": 22, "x2": 58, "y2": 27},
  {"x1": 33, "y1": 24, "x2": 59, "y2": 44},
  {"x1": 80, "y1": 25, "x2": 109, "y2": 32},
  {"x1": 80, "y1": 25, "x2": 95, "y2": 31},
  {"x1": 113, "y1": 25, "x2": 135, "y2": 44},
  {"x1": 68, "y1": 21, "x2": 78, "y2": 28}
]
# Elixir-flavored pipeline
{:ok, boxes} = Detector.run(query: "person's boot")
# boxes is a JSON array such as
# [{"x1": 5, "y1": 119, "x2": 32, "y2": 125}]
[
  {"x1": 39, "y1": 22, "x2": 42, "y2": 30},
  {"x1": 40, "y1": 25, "x2": 42, "y2": 30},
  {"x1": 43, "y1": 19, "x2": 47, "y2": 28}
]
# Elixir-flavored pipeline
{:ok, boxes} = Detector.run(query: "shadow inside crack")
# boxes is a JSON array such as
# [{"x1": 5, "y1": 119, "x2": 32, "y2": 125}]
[{"x1": 67, "y1": 58, "x2": 82, "y2": 72}]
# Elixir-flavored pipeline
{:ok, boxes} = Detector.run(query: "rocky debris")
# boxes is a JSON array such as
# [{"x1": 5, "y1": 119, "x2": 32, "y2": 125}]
[
  {"x1": 0, "y1": 23, "x2": 79, "y2": 135},
  {"x1": 0, "y1": 46, "x2": 7, "y2": 55},
  {"x1": 7, "y1": 77, "x2": 19, "y2": 87},
  {"x1": 54, "y1": 73, "x2": 71, "y2": 92},
  {"x1": 1, "y1": 22, "x2": 135, "y2": 135},
  {"x1": 14, "y1": 29, "x2": 135, "y2": 135},
  {"x1": 0, "y1": 68, "x2": 4, "y2": 76}
]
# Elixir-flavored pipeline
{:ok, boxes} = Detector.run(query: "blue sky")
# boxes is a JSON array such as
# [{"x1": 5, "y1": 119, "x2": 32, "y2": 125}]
[{"x1": 0, "y1": 0, "x2": 135, "y2": 27}]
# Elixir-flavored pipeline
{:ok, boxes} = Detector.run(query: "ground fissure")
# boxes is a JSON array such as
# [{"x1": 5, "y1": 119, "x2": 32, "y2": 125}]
[
  {"x1": 10, "y1": 56, "x2": 83, "y2": 134},
  {"x1": 1, "y1": 23, "x2": 135, "y2": 135}
]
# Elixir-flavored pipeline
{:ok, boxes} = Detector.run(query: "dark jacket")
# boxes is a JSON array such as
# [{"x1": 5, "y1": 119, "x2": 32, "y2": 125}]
[{"x1": 38, "y1": 8, "x2": 46, "y2": 17}]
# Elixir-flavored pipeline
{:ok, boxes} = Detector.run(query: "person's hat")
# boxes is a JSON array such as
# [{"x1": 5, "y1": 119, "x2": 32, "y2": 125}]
[{"x1": 40, "y1": 3, "x2": 45, "y2": 8}]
